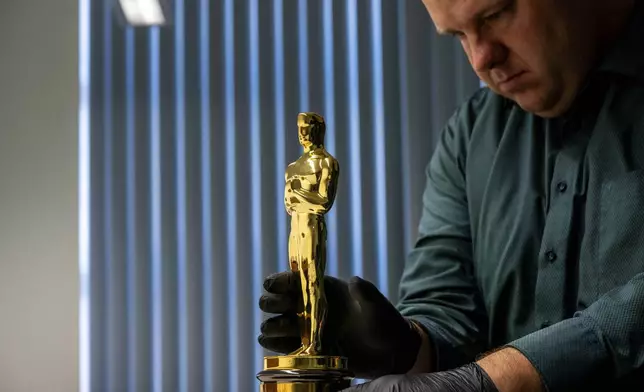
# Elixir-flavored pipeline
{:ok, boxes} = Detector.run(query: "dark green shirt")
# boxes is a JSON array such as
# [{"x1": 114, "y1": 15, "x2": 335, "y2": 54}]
[{"x1": 396, "y1": 5, "x2": 644, "y2": 392}]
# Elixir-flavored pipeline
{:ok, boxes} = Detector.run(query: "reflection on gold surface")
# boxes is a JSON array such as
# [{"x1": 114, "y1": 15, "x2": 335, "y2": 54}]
[
  {"x1": 264, "y1": 355, "x2": 347, "y2": 371},
  {"x1": 259, "y1": 355, "x2": 350, "y2": 392},
  {"x1": 284, "y1": 112, "x2": 340, "y2": 356}
]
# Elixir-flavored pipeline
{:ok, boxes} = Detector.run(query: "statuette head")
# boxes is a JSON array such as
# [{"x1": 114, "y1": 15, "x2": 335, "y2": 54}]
[{"x1": 297, "y1": 112, "x2": 325, "y2": 148}]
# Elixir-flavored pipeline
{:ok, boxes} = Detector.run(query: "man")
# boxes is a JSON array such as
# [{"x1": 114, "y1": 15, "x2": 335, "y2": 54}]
[{"x1": 258, "y1": 0, "x2": 644, "y2": 390}]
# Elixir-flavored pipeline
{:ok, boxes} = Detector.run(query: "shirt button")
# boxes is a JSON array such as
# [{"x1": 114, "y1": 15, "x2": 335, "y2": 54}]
[
  {"x1": 557, "y1": 181, "x2": 568, "y2": 193},
  {"x1": 546, "y1": 250, "x2": 557, "y2": 263}
]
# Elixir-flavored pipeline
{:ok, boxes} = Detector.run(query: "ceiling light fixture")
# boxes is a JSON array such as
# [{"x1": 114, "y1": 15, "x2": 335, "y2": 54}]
[{"x1": 118, "y1": 0, "x2": 169, "y2": 26}]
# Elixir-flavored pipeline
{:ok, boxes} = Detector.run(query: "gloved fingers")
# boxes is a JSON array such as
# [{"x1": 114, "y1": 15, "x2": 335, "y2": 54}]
[
  {"x1": 263, "y1": 271, "x2": 300, "y2": 295},
  {"x1": 259, "y1": 292, "x2": 296, "y2": 314},
  {"x1": 342, "y1": 365, "x2": 500, "y2": 392},
  {"x1": 260, "y1": 313, "x2": 300, "y2": 338},
  {"x1": 347, "y1": 276, "x2": 400, "y2": 323},
  {"x1": 340, "y1": 375, "x2": 406, "y2": 392},
  {"x1": 257, "y1": 336, "x2": 301, "y2": 354},
  {"x1": 339, "y1": 382, "x2": 368, "y2": 391},
  {"x1": 347, "y1": 276, "x2": 388, "y2": 306},
  {"x1": 347, "y1": 276, "x2": 420, "y2": 359}
]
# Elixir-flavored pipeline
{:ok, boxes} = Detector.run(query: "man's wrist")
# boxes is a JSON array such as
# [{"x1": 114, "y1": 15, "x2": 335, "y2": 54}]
[{"x1": 476, "y1": 347, "x2": 544, "y2": 392}]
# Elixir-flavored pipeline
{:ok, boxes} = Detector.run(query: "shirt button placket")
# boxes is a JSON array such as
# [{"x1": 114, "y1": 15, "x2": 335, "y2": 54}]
[{"x1": 534, "y1": 136, "x2": 583, "y2": 330}]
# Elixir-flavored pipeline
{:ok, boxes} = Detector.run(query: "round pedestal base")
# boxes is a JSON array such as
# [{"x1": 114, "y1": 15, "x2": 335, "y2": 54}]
[{"x1": 258, "y1": 355, "x2": 353, "y2": 392}]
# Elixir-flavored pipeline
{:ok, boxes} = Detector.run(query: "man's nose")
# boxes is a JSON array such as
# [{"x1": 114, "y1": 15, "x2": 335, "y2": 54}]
[{"x1": 468, "y1": 36, "x2": 505, "y2": 73}]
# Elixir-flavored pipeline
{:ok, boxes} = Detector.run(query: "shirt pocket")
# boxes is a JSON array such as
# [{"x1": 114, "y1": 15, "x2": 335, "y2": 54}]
[{"x1": 598, "y1": 169, "x2": 644, "y2": 292}]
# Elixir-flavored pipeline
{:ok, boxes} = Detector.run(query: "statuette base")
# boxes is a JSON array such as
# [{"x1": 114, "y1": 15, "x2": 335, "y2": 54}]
[{"x1": 258, "y1": 355, "x2": 352, "y2": 392}]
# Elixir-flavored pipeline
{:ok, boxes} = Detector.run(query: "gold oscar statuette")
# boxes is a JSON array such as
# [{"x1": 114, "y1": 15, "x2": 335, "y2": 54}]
[{"x1": 257, "y1": 113, "x2": 352, "y2": 391}]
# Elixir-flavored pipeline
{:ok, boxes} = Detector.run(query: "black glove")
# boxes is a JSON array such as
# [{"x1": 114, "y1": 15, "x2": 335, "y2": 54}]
[
  {"x1": 258, "y1": 271, "x2": 422, "y2": 379},
  {"x1": 341, "y1": 363, "x2": 499, "y2": 392}
]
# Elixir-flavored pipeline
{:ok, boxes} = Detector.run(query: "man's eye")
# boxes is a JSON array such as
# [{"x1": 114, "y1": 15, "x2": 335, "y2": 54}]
[
  {"x1": 485, "y1": 6, "x2": 507, "y2": 21},
  {"x1": 485, "y1": 1, "x2": 515, "y2": 23},
  {"x1": 486, "y1": 10, "x2": 503, "y2": 21}
]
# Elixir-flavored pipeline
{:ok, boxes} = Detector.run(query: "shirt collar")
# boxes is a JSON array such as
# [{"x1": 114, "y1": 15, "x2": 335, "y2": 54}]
[{"x1": 596, "y1": 2, "x2": 644, "y2": 82}]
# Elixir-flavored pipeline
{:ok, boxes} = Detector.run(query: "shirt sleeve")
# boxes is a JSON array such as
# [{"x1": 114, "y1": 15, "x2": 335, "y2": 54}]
[
  {"x1": 507, "y1": 274, "x2": 644, "y2": 391},
  {"x1": 396, "y1": 91, "x2": 490, "y2": 372}
]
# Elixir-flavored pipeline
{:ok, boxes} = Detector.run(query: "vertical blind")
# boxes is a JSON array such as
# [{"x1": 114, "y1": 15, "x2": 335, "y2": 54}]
[{"x1": 78, "y1": 0, "x2": 480, "y2": 391}]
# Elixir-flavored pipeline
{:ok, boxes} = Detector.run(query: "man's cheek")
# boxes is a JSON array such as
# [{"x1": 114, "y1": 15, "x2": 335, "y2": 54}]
[{"x1": 463, "y1": 44, "x2": 480, "y2": 77}]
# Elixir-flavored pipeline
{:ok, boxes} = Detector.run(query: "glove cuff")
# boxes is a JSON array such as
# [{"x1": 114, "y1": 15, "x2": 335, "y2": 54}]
[
  {"x1": 468, "y1": 362, "x2": 500, "y2": 392},
  {"x1": 389, "y1": 318, "x2": 423, "y2": 374}
]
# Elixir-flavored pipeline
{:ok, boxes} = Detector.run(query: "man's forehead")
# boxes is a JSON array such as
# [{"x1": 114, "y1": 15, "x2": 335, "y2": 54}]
[{"x1": 422, "y1": 0, "x2": 502, "y2": 33}]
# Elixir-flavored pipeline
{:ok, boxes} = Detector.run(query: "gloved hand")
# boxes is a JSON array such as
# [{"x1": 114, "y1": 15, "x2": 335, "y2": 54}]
[
  {"x1": 258, "y1": 271, "x2": 422, "y2": 379},
  {"x1": 341, "y1": 363, "x2": 499, "y2": 392}
]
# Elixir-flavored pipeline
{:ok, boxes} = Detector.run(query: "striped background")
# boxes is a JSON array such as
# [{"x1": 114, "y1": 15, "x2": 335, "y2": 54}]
[{"x1": 79, "y1": 0, "x2": 480, "y2": 391}]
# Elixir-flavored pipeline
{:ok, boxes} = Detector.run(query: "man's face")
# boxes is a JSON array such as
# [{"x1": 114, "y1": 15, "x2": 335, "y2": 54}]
[{"x1": 422, "y1": 0, "x2": 597, "y2": 117}]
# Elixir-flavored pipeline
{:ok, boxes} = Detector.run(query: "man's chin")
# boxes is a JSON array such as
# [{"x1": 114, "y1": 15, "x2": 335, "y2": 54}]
[
  {"x1": 499, "y1": 83, "x2": 571, "y2": 118},
  {"x1": 518, "y1": 97, "x2": 573, "y2": 118},
  {"x1": 486, "y1": 81, "x2": 552, "y2": 116},
  {"x1": 503, "y1": 89, "x2": 556, "y2": 117},
  {"x1": 514, "y1": 98, "x2": 546, "y2": 115}
]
